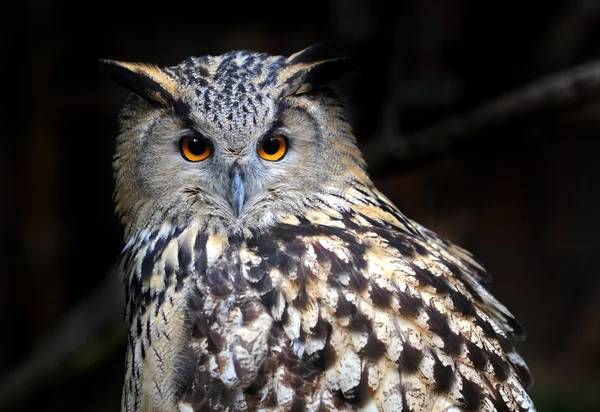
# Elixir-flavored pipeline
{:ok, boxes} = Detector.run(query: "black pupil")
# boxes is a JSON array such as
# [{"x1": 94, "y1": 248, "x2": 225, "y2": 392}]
[
  {"x1": 187, "y1": 137, "x2": 206, "y2": 155},
  {"x1": 262, "y1": 137, "x2": 281, "y2": 155}
]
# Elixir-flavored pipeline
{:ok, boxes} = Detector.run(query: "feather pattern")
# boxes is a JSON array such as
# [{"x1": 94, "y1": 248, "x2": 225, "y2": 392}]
[
  {"x1": 104, "y1": 45, "x2": 535, "y2": 412},
  {"x1": 120, "y1": 184, "x2": 534, "y2": 411}
]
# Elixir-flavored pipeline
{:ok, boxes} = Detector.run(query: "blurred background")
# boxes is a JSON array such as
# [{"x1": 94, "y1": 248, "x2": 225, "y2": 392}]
[{"x1": 0, "y1": 0, "x2": 599, "y2": 411}]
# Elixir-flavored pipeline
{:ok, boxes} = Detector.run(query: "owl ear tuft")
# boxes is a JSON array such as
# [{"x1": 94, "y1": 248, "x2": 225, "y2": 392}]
[
  {"x1": 98, "y1": 60, "x2": 177, "y2": 107},
  {"x1": 287, "y1": 39, "x2": 354, "y2": 65},
  {"x1": 282, "y1": 40, "x2": 355, "y2": 97}
]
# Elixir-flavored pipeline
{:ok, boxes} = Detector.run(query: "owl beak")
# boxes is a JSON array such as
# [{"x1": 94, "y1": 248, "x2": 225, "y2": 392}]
[{"x1": 230, "y1": 165, "x2": 245, "y2": 217}]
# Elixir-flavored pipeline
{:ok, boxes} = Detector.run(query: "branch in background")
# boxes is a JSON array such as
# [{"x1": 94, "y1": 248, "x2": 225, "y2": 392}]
[
  {"x1": 362, "y1": 60, "x2": 600, "y2": 174},
  {"x1": 0, "y1": 263, "x2": 125, "y2": 410}
]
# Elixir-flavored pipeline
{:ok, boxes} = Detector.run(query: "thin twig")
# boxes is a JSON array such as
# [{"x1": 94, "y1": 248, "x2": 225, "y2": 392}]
[{"x1": 362, "y1": 60, "x2": 600, "y2": 174}]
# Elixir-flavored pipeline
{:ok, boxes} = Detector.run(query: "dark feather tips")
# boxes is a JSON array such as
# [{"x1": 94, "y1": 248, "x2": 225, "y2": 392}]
[{"x1": 98, "y1": 59, "x2": 175, "y2": 107}]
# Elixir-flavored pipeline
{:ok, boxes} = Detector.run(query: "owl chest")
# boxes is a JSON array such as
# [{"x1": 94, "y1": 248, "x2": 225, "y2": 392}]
[
  {"x1": 125, "y1": 224, "x2": 372, "y2": 411},
  {"x1": 123, "y1": 232, "x2": 270, "y2": 396}
]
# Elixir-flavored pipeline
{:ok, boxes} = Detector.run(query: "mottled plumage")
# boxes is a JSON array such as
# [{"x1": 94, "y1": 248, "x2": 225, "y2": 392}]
[{"x1": 101, "y1": 43, "x2": 535, "y2": 412}]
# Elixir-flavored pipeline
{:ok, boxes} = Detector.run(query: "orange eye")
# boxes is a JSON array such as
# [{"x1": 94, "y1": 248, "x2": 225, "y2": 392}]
[
  {"x1": 180, "y1": 136, "x2": 212, "y2": 162},
  {"x1": 258, "y1": 135, "x2": 287, "y2": 161}
]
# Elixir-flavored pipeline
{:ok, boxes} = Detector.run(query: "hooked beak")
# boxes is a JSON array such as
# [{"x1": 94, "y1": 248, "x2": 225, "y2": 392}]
[{"x1": 230, "y1": 165, "x2": 245, "y2": 217}]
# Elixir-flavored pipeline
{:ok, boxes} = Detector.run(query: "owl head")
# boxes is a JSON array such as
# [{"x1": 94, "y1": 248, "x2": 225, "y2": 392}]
[{"x1": 101, "y1": 43, "x2": 370, "y2": 238}]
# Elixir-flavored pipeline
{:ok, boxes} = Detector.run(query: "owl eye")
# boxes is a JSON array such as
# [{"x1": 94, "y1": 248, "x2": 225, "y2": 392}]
[
  {"x1": 180, "y1": 136, "x2": 212, "y2": 162},
  {"x1": 257, "y1": 135, "x2": 287, "y2": 161}
]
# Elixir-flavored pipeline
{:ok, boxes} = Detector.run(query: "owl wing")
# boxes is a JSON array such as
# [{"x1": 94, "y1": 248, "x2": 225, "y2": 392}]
[
  {"x1": 417, "y1": 224, "x2": 528, "y2": 342},
  {"x1": 235, "y1": 205, "x2": 534, "y2": 411},
  {"x1": 170, "y1": 199, "x2": 533, "y2": 411}
]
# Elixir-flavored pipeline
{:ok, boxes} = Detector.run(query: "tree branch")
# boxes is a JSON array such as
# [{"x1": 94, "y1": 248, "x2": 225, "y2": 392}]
[{"x1": 362, "y1": 60, "x2": 600, "y2": 174}]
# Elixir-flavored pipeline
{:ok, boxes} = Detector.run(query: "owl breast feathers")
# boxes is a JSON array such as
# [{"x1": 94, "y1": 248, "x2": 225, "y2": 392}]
[{"x1": 101, "y1": 43, "x2": 535, "y2": 411}]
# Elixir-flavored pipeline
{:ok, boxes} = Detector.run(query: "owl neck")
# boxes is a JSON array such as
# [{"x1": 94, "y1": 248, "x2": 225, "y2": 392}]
[{"x1": 123, "y1": 180, "x2": 396, "y2": 249}]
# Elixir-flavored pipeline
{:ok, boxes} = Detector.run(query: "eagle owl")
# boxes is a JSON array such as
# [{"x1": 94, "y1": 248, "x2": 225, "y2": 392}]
[{"x1": 100, "y1": 43, "x2": 535, "y2": 412}]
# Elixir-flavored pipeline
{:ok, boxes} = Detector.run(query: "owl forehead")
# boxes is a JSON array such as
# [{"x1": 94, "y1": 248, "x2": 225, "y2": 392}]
[{"x1": 165, "y1": 51, "x2": 289, "y2": 145}]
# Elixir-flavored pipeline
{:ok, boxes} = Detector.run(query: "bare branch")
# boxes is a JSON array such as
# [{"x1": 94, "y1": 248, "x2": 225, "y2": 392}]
[{"x1": 362, "y1": 60, "x2": 600, "y2": 174}]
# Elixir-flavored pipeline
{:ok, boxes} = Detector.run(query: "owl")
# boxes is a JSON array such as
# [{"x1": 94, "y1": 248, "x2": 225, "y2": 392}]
[{"x1": 100, "y1": 42, "x2": 535, "y2": 412}]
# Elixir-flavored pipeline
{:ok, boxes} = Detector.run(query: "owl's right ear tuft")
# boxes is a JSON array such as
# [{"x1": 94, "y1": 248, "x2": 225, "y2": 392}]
[
  {"x1": 98, "y1": 59, "x2": 177, "y2": 108},
  {"x1": 287, "y1": 38, "x2": 354, "y2": 66},
  {"x1": 281, "y1": 39, "x2": 355, "y2": 98}
]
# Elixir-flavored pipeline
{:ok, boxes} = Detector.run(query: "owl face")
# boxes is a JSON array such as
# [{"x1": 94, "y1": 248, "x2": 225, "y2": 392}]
[{"x1": 102, "y1": 47, "x2": 365, "y2": 236}]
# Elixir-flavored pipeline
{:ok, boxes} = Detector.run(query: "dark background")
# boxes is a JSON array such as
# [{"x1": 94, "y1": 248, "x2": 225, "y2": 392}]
[{"x1": 1, "y1": 1, "x2": 599, "y2": 411}]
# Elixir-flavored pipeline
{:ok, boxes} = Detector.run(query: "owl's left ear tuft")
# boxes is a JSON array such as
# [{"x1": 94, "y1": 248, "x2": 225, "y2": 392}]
[
  {"x1": 98, "y1": 59, "x2": 177, "y2": 107},
  {"x1": 281, "y1": 40, "x2": 355, "y2": 97}
]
